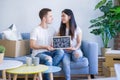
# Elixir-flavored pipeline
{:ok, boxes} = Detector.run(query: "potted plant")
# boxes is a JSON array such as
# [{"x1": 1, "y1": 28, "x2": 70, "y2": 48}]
[
  {"x1": 0, "y1": 45, "x2": 5, "y2": 63},
  {"x1": 89, "y1": 0, "x2": 120, "y2": 56}
]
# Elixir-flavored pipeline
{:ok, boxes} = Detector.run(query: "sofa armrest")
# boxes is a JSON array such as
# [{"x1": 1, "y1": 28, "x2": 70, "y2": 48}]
[{"x1": 81, "y1": 41, "x2": 98, "y2": 74}]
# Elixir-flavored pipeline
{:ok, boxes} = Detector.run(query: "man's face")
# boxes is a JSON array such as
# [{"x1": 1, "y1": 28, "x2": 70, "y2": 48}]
[{"x1": 45, "y1": 11, "x2": 53, "y2": 24}]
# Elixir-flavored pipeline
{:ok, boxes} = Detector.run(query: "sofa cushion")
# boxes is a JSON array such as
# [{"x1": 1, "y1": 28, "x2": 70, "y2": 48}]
[
  {"x1": 2, "y1": 24, "x2": 22, "y2": 40},
  {"x1": 58, "y1": 56, "x2": 88, "y2": 69},
  {"x1": 0, "y1": 33, "x2": 2, "y2": 39},
  {"x1": 21, "y1": 33, "x2": 30, "y2": 40},
  {"x1": 70, "y1": 57, "x2": 89, "y2": 69},
  {"x1": 54, "y1": 66, "x2": 89, "y2": 76},
  {"x1": 21, "y1": 33, "x2": 32, "y2": 54}
]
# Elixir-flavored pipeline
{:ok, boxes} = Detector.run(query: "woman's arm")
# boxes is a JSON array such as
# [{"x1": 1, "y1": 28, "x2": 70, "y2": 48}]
[
  {"x1": 75, "y1": 32, "x2": 82, "y2": 50},
  {"x1": 66, "y1": 31, "x2": 82, "y2": 51}
]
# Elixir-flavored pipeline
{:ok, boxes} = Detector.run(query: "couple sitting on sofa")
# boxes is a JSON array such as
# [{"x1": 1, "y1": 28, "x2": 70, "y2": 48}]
[{"x1": 30, "y1": 8, "x2": 83, "y2": 80}]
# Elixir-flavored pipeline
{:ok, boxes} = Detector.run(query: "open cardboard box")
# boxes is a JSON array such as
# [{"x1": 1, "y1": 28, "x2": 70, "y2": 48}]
[{"x1": 0, "y1": 40, "x2": 30, "y2": 57}]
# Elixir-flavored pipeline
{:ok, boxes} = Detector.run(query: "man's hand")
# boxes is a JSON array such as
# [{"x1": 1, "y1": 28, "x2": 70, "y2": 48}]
[{"x1": 45, "y1": 46, "x2": 54, "y2": 51}]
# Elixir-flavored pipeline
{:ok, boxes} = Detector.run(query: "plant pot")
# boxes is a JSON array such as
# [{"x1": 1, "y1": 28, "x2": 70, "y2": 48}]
[
  {"x1": 101, "y1": 47, "x2": 111, "y2": 56},
  {"x1": 0, "y1": 53, "x2": 4, "y2": 64}
]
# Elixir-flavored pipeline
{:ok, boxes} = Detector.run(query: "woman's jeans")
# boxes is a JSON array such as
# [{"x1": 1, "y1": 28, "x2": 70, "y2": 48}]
[
  {"x1": 36, "y1": 49, "x2": 64, "y2": 80},
  {"x1": 62, "y1": 49, "x2": 83, "y2": 80}
]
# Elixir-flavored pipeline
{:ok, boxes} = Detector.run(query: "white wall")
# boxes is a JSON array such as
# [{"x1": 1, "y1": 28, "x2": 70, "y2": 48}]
[{"x1": 0, "y1": 0, "x2": 114, "y2": 55}]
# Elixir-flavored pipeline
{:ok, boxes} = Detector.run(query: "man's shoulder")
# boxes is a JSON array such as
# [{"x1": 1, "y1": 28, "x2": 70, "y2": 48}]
[
  {"x1": 48, "y1": 26, "x2": 55, "y2": 31},
  {"x1": 30, "y1": 26, "x2": 40, "y2": 35},
  {"x1": 48, "y1": 26, "x2": 56, "y2": 34},
  {"x1": 32, "y1": 26, "x2": 40, "y2": 31}
]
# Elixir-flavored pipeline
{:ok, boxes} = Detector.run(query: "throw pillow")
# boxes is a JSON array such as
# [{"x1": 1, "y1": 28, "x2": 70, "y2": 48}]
[{"x1": 2, "y1": 24, "x2": 22, "y2": 40}]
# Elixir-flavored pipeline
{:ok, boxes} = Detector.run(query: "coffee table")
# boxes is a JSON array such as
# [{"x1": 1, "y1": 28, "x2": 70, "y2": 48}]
[
  {"x1": 44, "y1": 66, "x2": 61, "y2": 80},
  {"x1": 0, "y1": 60, "x2": 23, "y2": 80},
  {"x1": 6, "y1": 64, "x2": 48, "y2": 80}
]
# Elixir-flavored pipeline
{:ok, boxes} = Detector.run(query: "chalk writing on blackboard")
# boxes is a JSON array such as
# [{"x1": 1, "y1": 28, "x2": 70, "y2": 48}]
[{"x1": 53, "y1": 36, "x2": 71, "y2": 49}]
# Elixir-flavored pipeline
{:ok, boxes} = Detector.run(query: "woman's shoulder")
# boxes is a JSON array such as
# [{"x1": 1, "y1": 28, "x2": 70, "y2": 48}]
[{"x1": 76, "y1": 26, "x2": 82, "y2": 33}]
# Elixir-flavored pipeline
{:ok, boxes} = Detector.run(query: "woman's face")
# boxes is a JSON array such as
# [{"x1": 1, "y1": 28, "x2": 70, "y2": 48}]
[{"x1": 61, "y1": 12, "x2": 70, "y2": 24}]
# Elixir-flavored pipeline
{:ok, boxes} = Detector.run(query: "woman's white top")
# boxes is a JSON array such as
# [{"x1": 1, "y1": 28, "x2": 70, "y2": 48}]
[{"x1": 66, "y1": 27, "x2": 82, "y2": 47}]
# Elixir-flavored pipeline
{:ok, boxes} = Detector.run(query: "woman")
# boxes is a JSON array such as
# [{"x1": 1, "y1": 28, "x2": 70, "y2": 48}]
[{"x1": 58, "y1": 9, "x2": 83, "y2": 80}]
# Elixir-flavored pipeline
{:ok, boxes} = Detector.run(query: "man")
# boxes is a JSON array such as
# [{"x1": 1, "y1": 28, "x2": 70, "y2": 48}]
[{"x1": 30, "y1": 8, "x2": 64, "y2": 80}]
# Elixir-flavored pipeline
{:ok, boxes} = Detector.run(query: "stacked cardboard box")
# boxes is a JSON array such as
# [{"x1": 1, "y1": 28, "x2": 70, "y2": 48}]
[
  {"x1": 98, "y1": 56, "x2": 105, "y2": 76},
  {"x1": 103, "y1": 50, "x2": 120, "y2": 77},
  {"x1": 0, "y1": 40, "x2": 30, "y2": 57},
  {"x1": 103, "y1": 63, "x2": 115, "y2": 77},
  {"x1": 105, "y1": 50, "x2": 120, "y2": 67}
]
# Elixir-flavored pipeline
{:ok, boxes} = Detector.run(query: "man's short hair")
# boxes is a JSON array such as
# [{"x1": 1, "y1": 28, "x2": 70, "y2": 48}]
[{"x1": 39, "y1": 8, "x2": 52, "y2": 20}]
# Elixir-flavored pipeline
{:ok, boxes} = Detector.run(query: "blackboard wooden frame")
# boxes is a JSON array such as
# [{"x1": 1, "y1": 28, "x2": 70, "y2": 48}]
[{"x1": 52, "y1": 36, "x2": 71, "y2": 49}]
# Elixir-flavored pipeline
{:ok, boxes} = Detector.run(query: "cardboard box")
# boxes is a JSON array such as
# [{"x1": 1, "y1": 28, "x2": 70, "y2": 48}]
[
  {"x1": 105, "y1": 50, "x2": 120, "y2": 67},
  {"x1": 98, "y1": 56, "x2": 105, "y2": 76},
  {"x1": 103, "y1": 63, "x2": 116, "y2": 77},
  {"x1": 0, "y1": 40, "x2": 30, "y2": 57}
]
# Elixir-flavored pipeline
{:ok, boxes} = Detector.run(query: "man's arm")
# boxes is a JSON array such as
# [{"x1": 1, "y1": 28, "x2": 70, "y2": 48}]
[{"x1": 30, "y1": 39, "x2": 54, "y2": 51}]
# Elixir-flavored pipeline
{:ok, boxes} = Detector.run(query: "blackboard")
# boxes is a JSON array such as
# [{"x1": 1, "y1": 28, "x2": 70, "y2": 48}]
[{"x1": 53, "y1": 36, "x2": 71, "y2": 49}]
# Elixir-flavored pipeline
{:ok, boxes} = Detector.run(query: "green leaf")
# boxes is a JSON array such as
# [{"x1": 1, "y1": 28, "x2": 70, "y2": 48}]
[
  {"x1": 90, "y1": 19, "x2": 98, "y2": 23},
  {"x1": 106, "y1": 0, "x2": 112, "y2": 8},
  {"x1": 0, "y1": 45, "x2": 5, "y2": 53},
  {"x1": 110, "y1": 6, "x2": 120, "y2": 14},
  {"x1": 95, "y1": 0, "x2": 107, "y2": 10},
  {"x1": 89, "y1": 22, "x2": 102, "y2": 28},
  {"x1": 89, "y1": 0, "x2": 120, "y2": 48},
  {"x1": 90, "y1": 29, "x2": 102, "y2": 35},
  {"x1": 100, "y1": 6, "x2": 110, "y2": 13}
]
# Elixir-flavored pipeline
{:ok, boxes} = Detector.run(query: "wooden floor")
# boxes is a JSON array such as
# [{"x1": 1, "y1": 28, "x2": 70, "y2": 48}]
[
  {"x1": 0, "y1": 74, "x2": 111, "y2": 80},
  {"x1": 0, "y1": 76, "x2": 111, "y2": 80},
  {"x1": 16, "y1": 76, "x2": 107, "y2": 80}
]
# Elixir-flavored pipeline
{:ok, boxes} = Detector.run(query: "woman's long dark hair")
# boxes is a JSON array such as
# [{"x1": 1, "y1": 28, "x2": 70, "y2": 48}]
[{"x1": 59, "y1": 9, "x2": 77, "y2": 40}]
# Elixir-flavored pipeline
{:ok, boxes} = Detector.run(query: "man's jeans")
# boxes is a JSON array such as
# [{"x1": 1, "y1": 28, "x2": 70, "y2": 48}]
[
  {"x1": 62, "y1": 49, "x2": 83, "y2": 80},
  {"x1": 36, "y1": 49, "x2": 64, "y2": 80}
]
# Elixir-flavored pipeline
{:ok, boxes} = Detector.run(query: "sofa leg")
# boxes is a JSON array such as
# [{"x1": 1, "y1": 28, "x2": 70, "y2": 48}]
[
  {"x1": 88, "y1": 75, "x2": 91, "y2": 80},
  {"x1": 90, "y1": 75, "x2": 94, "y2": 79}
]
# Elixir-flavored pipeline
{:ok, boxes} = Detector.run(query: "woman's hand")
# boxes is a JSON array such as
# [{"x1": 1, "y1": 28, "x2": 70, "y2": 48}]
[{"x1": 66, "y1": 47, "x2": 76, "y2": 51}]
